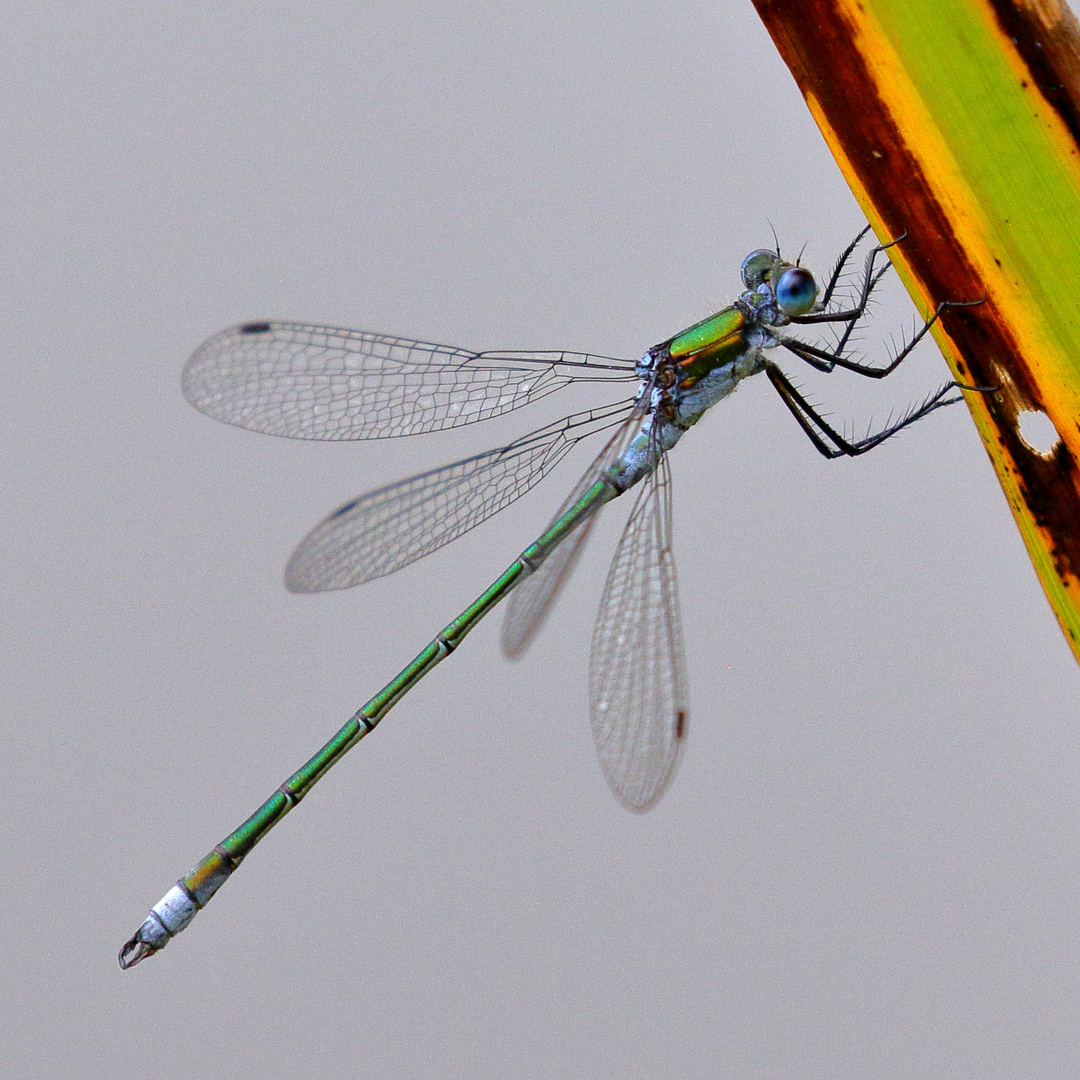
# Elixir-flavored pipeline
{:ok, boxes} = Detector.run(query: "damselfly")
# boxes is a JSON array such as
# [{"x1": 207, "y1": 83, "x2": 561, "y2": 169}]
[{"x1": 121, "y1": 229, "x2": 983, "y2": 967}]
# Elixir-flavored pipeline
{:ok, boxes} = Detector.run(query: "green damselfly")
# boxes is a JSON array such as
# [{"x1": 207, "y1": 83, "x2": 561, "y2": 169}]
[{"x1": 121, "y1": 229, "x2": 983, "y2": 967}]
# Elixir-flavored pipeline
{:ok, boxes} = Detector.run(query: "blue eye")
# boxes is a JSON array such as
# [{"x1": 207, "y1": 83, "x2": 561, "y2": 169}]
[
  {"x1": 740, "y1": 249, "x2": 780, "y2": 289},
  {"x1": 775, "y1": 267, "x2": 818, "y2": 316}
]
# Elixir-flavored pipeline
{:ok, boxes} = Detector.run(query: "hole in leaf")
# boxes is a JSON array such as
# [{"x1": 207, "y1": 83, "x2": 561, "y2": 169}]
[{"x1": 1016, "y1": 409, "x2": 1061, "y2": 455}]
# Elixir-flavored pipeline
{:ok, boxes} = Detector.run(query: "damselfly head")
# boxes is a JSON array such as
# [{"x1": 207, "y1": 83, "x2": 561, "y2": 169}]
[{"x1": 740, "y1": 248, "x2": 818, "y2": 317}]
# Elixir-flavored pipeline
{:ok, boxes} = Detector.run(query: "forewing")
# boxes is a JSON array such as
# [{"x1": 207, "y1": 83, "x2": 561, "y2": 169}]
[
  {"x1": 284, "y1": 408, "x2": 624, "y2": 592},
  {"x1": 589, "y1": 456, "x2": 687, "y2": 811},
  {"x1": 183, "y1": 321, "x2": 632, "y2": 441}
]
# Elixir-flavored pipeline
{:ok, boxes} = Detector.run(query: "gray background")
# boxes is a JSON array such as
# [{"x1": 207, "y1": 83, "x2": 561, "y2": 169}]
[{"x1": 6, "y1": 2, "x2": 1080, "y2": 1077}]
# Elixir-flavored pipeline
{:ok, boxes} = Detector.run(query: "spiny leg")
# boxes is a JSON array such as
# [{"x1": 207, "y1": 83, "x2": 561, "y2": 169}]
[
  {"x1": 781, "y1": 298, "x2": 982, "y2": 379},
  {"x1": 824, "y1": 253, "x2": 892, "y2": 360},
  {"x1": 764, "y1": 360, "x2": 987, "y2": 459},
  {"x1": 792, "y1": 232, "x2": 904, "y2": 329},
  {"x1": 817, "y1": 225, "x2": 872, "y2": 310}
]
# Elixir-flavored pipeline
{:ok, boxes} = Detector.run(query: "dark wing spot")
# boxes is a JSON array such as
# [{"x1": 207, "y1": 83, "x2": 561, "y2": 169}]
[
  {"x1": 675, "y1": 710, "x2": 687, "y2": 739},
  {"x1": 330, "y1": 498, "x2": 360, "y2": 519},
  {"x1": 239, "y1": 322, "x2": 272, "y2": 335}
]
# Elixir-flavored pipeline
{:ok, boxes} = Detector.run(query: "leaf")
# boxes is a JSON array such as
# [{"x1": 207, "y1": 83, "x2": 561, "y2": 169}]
[{"x1": 753, "y1": 0, "x2": 1080, "y2": 661}]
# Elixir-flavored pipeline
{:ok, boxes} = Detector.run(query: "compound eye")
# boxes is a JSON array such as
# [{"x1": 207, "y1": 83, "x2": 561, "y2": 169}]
[
  {"x1": 740, "y1": 249, "x2": 780, "y2": 289},
  {"x1": 775, "y1": 266, "x2": 818, "y2": 315}
]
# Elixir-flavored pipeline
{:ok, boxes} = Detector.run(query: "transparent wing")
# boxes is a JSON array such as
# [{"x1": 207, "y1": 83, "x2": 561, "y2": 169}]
[
  {"x1": 589, "y1": 454, "x2": 687, "y2": 812},
  {"x1": 183, "y1": 321, "x2": 635, "y2": 441},
  {"x1": 500, "y1": 413, "x2": 644, "y2": 659},
  {"x1": 500, "y1": 510, "x2": 598, "y2": 660},
  {"x1": 285, "y1": 402, "x2": 633, "y2": 592}
]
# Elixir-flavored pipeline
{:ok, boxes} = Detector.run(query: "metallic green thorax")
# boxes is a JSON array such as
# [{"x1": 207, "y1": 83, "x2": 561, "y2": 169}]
[{"x1": 666, "y1": 307, "x2": 747, "y2": 381}]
